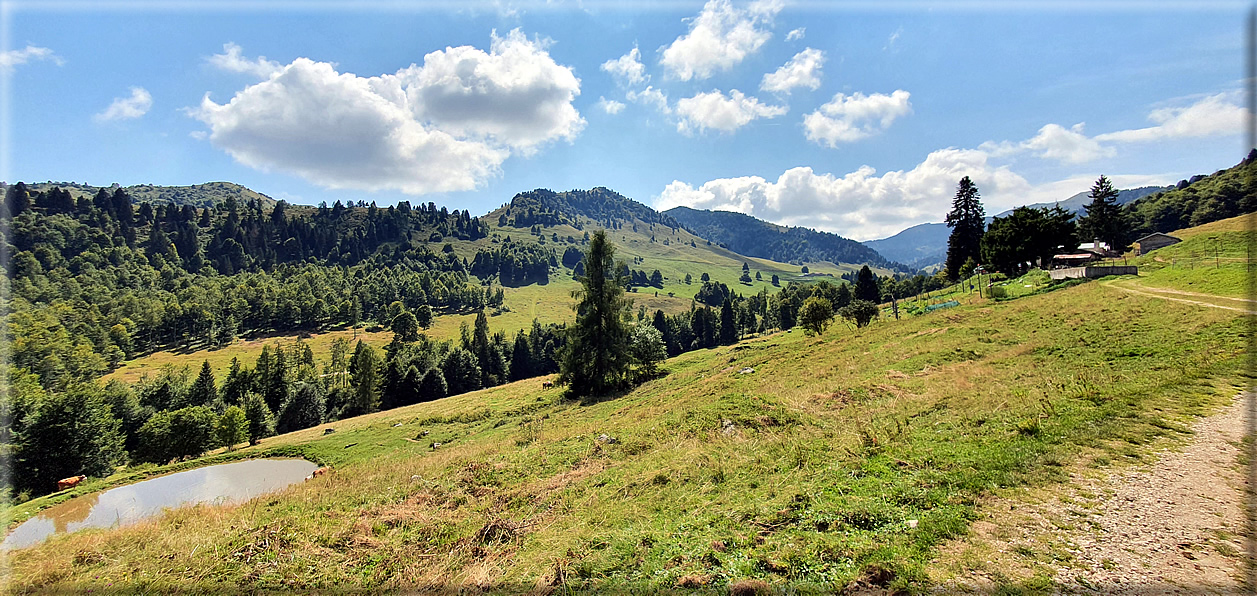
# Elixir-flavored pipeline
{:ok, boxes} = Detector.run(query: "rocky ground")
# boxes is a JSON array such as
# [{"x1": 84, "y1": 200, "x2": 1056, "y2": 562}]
[{"x1": 932, "y1": 393, "x2": 1250, "y2": 594}]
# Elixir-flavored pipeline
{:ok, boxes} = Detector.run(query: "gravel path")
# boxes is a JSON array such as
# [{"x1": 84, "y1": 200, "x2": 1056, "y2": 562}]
[{"x1": 934, "y1": 393, "x2": 1250, "y2": 594}]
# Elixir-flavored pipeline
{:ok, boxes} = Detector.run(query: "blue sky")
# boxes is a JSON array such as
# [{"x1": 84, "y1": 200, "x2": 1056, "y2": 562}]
[{"x1": 2, "y1": 1, "x2": 1249, "y2": 240}]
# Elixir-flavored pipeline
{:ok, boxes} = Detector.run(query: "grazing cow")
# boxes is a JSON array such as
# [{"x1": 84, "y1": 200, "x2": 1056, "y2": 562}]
[
  {"x1": 56, "y1": 475, "x2": 86, "y2": 491},
  {"x1": 311, "y1": 467, "x2": 330, "y2": 478},
  {"x1": 542, "y1": 381, "x2": 554, "y2": 389}
]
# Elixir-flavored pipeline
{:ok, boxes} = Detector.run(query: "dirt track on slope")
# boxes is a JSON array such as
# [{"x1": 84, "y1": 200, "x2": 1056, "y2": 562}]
[
  {"x1": 1104, "y1": 279, "x2": 1257, "y2": 315},
  {"x1": 932, "y1": 393, "x2": 1250, "y2": 594}
]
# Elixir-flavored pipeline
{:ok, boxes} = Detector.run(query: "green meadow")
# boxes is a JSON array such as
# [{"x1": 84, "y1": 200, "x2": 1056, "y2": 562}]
[{"x1": 6, "y1": 267, "x2": 1245, "y2": 593}]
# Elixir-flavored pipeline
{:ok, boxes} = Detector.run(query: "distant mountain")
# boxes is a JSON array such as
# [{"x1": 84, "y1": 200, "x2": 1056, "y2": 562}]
[
  {"x1": 663, "y1": 206, "x2": 907, "y2": 272},
  {"x1": 13, "y1": 181, "x2": 278, "y2": 209},
  {"x1": 862, "y1": 222, "x2": 952, "y2": 271},
  {"x1": 993, "y1": 186, "x2": 1167, "y2": 218}
]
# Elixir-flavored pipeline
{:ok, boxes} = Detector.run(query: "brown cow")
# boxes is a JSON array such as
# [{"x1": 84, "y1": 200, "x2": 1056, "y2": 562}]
[
  {"x1": 310, "y1": 467, "x2": 330, "y2": 478},
  {"x1": 56, "y1": 475, "x2": 86, "y2": 491}
]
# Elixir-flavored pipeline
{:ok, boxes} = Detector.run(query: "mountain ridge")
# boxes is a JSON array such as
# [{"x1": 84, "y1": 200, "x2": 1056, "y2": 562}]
[
  {"x1": 8, "y1": 181, "x2": 279, "y2": 209},
  {"x1": 663, "y1": 206, "x2": 908, "y2": 272}
]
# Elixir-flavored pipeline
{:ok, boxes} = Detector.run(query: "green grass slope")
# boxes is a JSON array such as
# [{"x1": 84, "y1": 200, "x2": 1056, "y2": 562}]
[
  {"x1": 1131, "y1": 212, "x2": 1254, "y2": 299},
  {"x1": 6, "y1": 272, "x2": 1245, "y2": 593}
]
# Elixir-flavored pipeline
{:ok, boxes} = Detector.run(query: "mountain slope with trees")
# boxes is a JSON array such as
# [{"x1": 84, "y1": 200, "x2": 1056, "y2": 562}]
[
  {"x1": 16, "y1": 181, "x2": 279, "y2": 210},
  {"x1": 663, "y1": 206, "x2": 908, "y2": 272},
  {"x1": 1125, "y1": 150, "x2": 1257, "y2": 237}
]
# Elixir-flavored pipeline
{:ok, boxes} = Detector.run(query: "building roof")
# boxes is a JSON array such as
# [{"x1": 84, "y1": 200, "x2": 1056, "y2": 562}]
[{"x1": 1134, "y1": 232, "x2": 1181, "y2": 243}]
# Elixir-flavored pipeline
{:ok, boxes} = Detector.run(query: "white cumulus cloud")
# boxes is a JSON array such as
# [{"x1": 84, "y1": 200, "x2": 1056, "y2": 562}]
[
  {"x1": 977, "y1": 92, "x2": 1246, "y2": 166},
  {"x1": 208, "y1": 42, "x2": 283, "y2": 79},
  {"x1": 675, "y1": 89, "x2": 786, "y2": 134},
  {"x1": 990, "y1": 123, "x2": 1115, "y2": 164},
  {"x1": 659, "y1": 0, "x2": 783, "y2": 81},
  {"x1": 803, "y1": 90, "x2": 912, "y2": 147},
  {"x1": 598, "y1": 97, "x2": 625, "y2": 114},
  {"x1": 654, "y1": 147, "x2": 1031, "y2": 241},
  {"x1": 189, "y1": 30, "x2": 582, "y2": 195},
  {"x1": 627, "y1": 85, "x2": 670, "y2": 114},
  {"x1": 600, "y1": 45, "x2": 647, "y2": 86},
  {"x1": 397, "y1": 29, "x2": 584, "y2": 151},
  {"x1": 0, "y1": 45, "x2": 62, "y2": 72},
  {"x1": 760, "y1": 48, "x2": 825, "y2": 95},
  {"x1": 785, "y1": 27, "x2": 805, "y2": 42},
  {"x1": 1095, "y1": 92, "x2": 1245, "y2": 143},
  {"x1": 95, "y1": 87, "x2": 153, "y2": 122}
]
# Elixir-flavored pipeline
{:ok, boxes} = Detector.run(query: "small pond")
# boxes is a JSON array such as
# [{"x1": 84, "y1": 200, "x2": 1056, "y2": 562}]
[{"x1": 3, "y1": 458, "x2": 319, "y2": 550}]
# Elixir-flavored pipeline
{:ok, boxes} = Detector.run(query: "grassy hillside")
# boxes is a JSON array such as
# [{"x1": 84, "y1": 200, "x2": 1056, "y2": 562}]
[
  {"x1": 7, "y1": 270, "x2": 1245, "y2": 592},
  {"x1": 1130, "y1": 212, "x2": 1254, "y2": 299}
]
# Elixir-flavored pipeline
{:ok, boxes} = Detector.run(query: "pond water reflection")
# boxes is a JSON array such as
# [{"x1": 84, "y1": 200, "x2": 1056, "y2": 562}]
[{"x1": 4, "y1": 458, "x2": 318, "y2": 550}]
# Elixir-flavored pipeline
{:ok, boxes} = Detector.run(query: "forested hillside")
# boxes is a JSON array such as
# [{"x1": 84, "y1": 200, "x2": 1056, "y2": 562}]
[
  {"x1": 499, "y1": 187, "x2": 682, "y2": 231},
  {"x1": 19, "y1": 181, "x2": 279, "y2": 210},
  {"x1": 1125, "y1": 150, "x2": 1257, "y2": 235},
  {"x1": 664, "y1": 206, "x2": 908, "y2": 272},
  {"x1": 0, "y1": 181, "x2": 574, "y2": 497},
  {"x1": 4, "y1": 180, "x2": 943, "y2": 501}
]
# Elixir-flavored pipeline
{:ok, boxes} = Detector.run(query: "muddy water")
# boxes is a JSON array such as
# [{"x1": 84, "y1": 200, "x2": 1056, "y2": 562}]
[{"x1": 3, "y1": 458, "x2": 318, "y2": 550}]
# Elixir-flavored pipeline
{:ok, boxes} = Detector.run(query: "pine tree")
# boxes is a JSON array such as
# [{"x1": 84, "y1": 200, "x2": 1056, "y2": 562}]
[
  {"x1": 349, "y1": 341, "x2": 381, "y2": 415},
  {"x1": 559, "y1": 230, "x2": 633, "y2": 397},
  {"x1": 277, "y1": 382, "x2": 325, "y2": 433},
  {"x1": 1078, "y1": 175, "x2": 1129, "y2": 251},
  {"x1": 509, "y1": 331, "x2": 533, "y2": 381},
  {"x1": 418, "y1": 368, "x2": 448, "y2": 402},
  {"x1": 719, "y1": 298, "x2": 738, "y2": 344},
  {"x1": 241, "y1": 392, "x2": 274, "y2": 445},
  {"x1": 853, "y1": 266, "x2": 879, "y2": 303},
  {"x1": 945, "y1": 176, "x2": 986, "y2": 280},
  {"x1": 189, "y1": 360, "x2": 218, "y2": 408}
]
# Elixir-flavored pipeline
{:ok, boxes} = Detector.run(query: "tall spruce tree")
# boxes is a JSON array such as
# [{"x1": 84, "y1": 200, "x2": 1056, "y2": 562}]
[
  {"x1": 945, "y1": 176, "x2": 986, "y2": 280},
  {"x1": 853, "y1": 266, "x2": 879, "y2": 303},
  {"x1": 719, "y1": 298, "x2": 737, "y2": 344},
  {"x1": 559, "y1": 230, "x2": 632, "y2": 397},
  {"x1": 1077, "y1": 175, "x2": 1128, "y2": 251},
  {"x1": 349, "y1": 341, "x2": 381, "y2": 415},
  {"x1": 189, "y1": 360, "x2": 218, "y2": 408}
]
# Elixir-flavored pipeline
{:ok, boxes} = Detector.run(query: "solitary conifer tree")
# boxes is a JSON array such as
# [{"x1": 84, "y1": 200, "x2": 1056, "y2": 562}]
[
  {"x1": 1078, "y1": 175, "x2": 1128, "y2": 251},
  {"x1": 560, "y1": 230, "x2": 632, "y2": 397},
  {"x1": 945, "y1": 176, "x2": 986, "y2": 281}
]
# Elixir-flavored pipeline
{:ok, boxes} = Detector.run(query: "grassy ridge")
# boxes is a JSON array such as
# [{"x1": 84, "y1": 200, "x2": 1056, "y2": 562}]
[{"x1": 5, "y1": 275, "x2": 1245, "y2": 592}]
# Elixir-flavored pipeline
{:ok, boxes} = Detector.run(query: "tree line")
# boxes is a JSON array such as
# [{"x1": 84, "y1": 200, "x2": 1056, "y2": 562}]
[
  {"x1": 3, "y1": 306, "x2": 569, "y2": 499},
  {"x1": 943, "y1": 151, "x2": 1256, "y2": 279}
]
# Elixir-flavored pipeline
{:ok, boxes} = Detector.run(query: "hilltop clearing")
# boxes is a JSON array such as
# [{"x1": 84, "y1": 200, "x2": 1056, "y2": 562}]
[{"x1": 5, "y1": 268, "x2": 1245, "y2": 593}]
